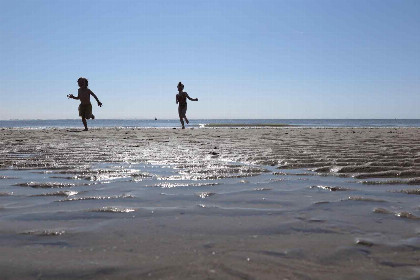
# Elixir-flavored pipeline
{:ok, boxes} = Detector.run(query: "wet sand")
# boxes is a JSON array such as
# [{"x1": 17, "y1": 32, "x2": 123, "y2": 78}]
[{"x1": 0, "y1": 127, "x2": 419, "y2": 279}]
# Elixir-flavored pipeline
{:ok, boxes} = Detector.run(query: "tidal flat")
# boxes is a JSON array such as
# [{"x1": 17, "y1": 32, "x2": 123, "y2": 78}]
[{"x1": 0, "y1": 127, "x2": 419, "y2": 279}]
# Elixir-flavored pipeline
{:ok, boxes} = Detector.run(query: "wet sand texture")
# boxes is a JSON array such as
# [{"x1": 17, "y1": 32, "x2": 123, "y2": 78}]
[
  {"x1": 2, "y1": 127, "x2": 419, "y2": 183},
  {"x1": 0, "y1": 127, "x2": 419, "y2": 280}
]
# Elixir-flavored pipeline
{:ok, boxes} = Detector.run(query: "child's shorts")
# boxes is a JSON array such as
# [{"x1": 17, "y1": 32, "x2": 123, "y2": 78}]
[
  {"x1": 178, "y1": 104, "x2": 187, "y2": 118},
  {"x1": 78, "y1": 104, "x2": 93, "y2": 119}
]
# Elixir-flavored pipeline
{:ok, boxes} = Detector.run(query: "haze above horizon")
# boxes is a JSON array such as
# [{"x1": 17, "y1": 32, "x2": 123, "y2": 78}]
[{"x1": 1, "y1": 0, "x2": 419, "y2": 119}]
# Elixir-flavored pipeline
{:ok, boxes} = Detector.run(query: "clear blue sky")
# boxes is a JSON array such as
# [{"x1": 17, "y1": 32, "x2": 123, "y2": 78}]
[{"x1": 1, "y1": 0, "x2": 419, "y2": 119}]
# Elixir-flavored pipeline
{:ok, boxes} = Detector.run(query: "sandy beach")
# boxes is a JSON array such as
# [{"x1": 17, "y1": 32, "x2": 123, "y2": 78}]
[{"x1": 0, "y1": 127, "x2": 419, "y2": 279}]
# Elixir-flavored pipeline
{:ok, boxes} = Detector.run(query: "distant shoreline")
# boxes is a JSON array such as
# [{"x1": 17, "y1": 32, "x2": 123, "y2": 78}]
[{"x1": 204, "y1": 123, "x2": 292, "y2": 127}]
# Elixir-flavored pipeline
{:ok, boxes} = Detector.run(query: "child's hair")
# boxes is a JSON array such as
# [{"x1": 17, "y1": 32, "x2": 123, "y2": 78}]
[
  {"x1": 77, "y1": 77, "x2": 89, "y2": 88},
  {"x1": 178, "y1": 82, "x2": 184, "y2": 90}
]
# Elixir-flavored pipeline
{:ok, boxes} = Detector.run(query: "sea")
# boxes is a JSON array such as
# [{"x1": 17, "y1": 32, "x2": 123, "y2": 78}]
[{"x1": 1, "y1": 118, "x2": 419, "y2": 128}]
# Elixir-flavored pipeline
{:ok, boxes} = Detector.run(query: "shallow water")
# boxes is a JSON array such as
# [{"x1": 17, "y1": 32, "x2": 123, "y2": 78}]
[
  {"x1": 0, "y1": 128, "x2": 419, "y2": 279},
  {"x1": 1, "y1": 165, "x2": 419, "y2": 279}
]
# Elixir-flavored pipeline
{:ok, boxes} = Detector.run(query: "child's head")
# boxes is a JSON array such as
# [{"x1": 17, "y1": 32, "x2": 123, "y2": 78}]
[
  {"x1": 77, "y1": 77, "x2": 88, "y2": 88},
  {"x1": 177, "y1": 82, "x2": 184, "y2": 91}
]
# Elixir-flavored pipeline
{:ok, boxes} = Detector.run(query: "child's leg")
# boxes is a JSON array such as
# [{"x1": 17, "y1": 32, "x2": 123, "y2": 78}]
[
  {"x1": 184, "y1": 116, "x2": 189, "y2": 124},
  {"x1": 82, "y1": 117, "x2": 88, "y2": 131},
  {"x1": 179, "y1": 117, "x2": 185, "y2": 129}
]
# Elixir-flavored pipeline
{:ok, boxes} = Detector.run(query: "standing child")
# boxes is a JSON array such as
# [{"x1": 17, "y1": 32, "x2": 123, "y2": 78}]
[
  {"x1": 176, "y1": 82, "x2": 198, "y2": 129},
  {"x1": 67, "y1": 77, "x2": 102, "y2": 131}
]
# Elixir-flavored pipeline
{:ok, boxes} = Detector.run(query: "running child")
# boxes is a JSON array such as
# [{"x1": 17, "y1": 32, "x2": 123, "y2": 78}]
[
  {"x1": 67, "y1": 77, "x2": 102, "y2": 131},
  {"x1": 176, "y1": 82, "x2": 198, "y2": 129}
]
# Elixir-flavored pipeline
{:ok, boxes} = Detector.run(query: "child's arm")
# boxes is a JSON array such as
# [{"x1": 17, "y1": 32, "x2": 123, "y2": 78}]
[
  {"x1": 89, "y1": 90, "x2": 103, "y2": 107},
  {"x1": 67, "y1": 94, "x2": 79, "y2": 100},
  {"x1": 186, "y1": 93, "x2": 198, "y2": 101},
  {"x1": 176, "y1": 94, "x2": 179, "y2": 104}
]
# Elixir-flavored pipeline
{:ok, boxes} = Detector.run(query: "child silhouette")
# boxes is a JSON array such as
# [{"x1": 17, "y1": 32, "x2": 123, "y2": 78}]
[
  {"x1": 176, "y1": 82, "x2": 198, "y2": 129},
  {"x1": 67, "y1": 77, "x2": 102, "y2": 131}
]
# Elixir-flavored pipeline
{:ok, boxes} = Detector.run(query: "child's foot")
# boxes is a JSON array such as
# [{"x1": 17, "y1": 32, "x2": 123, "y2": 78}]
[
  {"x1": 83, "y1": 128, "x2": 88, "y2": 131},
  {"x1": 182, "y1": 126, "x2": 185, "y2": 129},
  {"x1": 185, "y1": 119, "x2": 189, "y2": 124}
]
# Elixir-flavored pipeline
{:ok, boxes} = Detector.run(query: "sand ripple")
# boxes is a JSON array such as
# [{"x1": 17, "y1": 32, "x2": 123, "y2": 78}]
[
  {"x1": 32, "y1": 190, "x2": 79, "y2": 197},
  {"x1": 0, "y1": 192, "x2": 13, "y2": 196},
  {"x1": 395, "y1": 212, "x2": 419, "y2": 219},
  {"x1": 147, "y1": 182, "x2": 219, "y2": 188},
  {"x1": 196, "y1": 192, "x2": 216, "y2": 198},
  {"x1": 14, "y1": 182, "x2": 77, "y2": 188},
  {"x1": 372, "y1": 208, "x2": 419, "y2": 219},
  {"x1": 89, "y1": 207, "x2": 135, "y2": 213},
  {"x1": 21, "y1": 229, "x2": 65, "y2": 236},
  {"x1": 58, "y1": 194, "x2": 134, "y2": 202},
  {"x1": 309, "y1": 185, "x2": 350, "y2": 191},
  {"x1": 0, "y1": 176, "x2": 19, "y2": 179},
  {"x1": 360, "y1": 178, "x2": 420, "y2": 185},
  {"x1": 372, "y1": 208, "x2": 392, "y2": 214},
  {"x1": 346, "y1": 196, "x2": 386, "y2": 202},
  {"x1": 393, "y1": 189, "x2": 420, "y2": 195}
]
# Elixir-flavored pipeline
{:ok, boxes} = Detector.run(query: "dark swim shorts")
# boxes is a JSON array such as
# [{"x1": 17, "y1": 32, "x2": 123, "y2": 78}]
[
  {"x1": 78, "y1": 103, "x2": 93, "y2": 119},
  {"x1": 178, "y1": 104, "x2": 187, "y2": 118}
]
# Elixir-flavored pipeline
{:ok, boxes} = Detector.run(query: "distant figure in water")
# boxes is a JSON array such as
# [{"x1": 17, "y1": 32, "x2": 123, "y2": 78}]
[
  {"x1": 176, "y1": 82, "x2": 198, "y2": 129},
  {"x1": 67, "y1": 77, "x2": 102, "y2": 131}
]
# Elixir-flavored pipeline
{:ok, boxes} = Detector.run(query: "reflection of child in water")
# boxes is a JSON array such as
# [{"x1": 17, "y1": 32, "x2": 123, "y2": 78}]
[
  {"x1": 67, "y1": 77, "x2": 102, "y2": 131},
  {"x1": 176, "y1": 82, "x2": 198, "y2": 129}
]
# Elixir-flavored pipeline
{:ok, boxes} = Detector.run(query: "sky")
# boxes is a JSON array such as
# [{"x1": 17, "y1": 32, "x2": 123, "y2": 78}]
[{"x1": 0, "y1": 0, "x2": 419, "y2": 119}]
